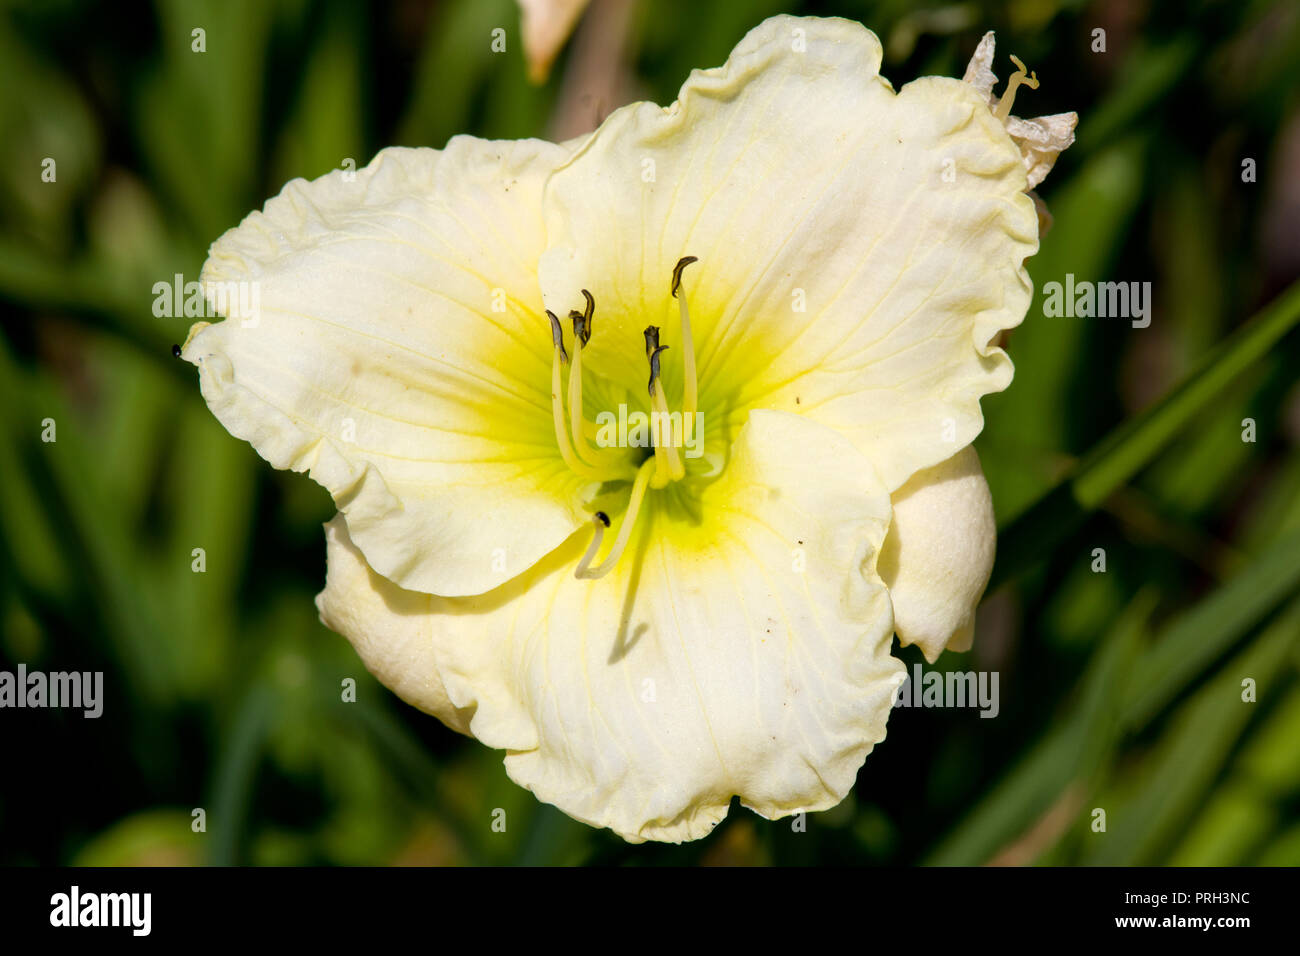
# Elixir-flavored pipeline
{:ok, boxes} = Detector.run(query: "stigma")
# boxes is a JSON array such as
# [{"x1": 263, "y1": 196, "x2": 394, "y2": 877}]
[{"x1": 547, "y1": 256, "x2": 701, "y2": 579}]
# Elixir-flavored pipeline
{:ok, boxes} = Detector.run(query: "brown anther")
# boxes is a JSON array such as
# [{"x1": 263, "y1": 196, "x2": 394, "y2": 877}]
[
  {"x1": 647, "y1": 344, "x2": 669, "y2": 396},
  {"x1": 671, "y1": 256, "x2": 698, "y2": 298},
  {"x1": 546, "y1": 310, "x2": 569, "y2": 364}
]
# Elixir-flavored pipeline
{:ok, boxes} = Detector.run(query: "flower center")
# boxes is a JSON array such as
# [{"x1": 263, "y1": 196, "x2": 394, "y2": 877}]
[{"x1": 546, "y1": 256, "x2": 702, "y2": 580}]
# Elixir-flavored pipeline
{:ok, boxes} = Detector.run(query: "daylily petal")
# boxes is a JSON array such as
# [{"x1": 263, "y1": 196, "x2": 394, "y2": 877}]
[
  {"x1": 318, "y1": 410, "x2": 903, "y2": 842},
  {"x1": 316, "y1": 515, "x2": 473, "y2": 735},
  {"x1": 183, "y1": 139, "x2": 593, "y2": 597},
  {"x1": 878, "y1": 446, "x2": 995, "y2": 662},
  {"x1": 537, "y1": 14, "x2": 1039, "y2": 492}
]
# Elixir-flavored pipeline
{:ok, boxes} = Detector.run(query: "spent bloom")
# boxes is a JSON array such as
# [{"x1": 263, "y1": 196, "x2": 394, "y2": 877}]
[{"x1": 182, "y1": 16, "x2": 1074, "y2": 843}]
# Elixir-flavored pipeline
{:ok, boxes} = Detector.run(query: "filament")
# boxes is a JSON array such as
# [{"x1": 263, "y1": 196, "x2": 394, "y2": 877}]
[
  {"x1": 551, "y1": 347, "x2": 607, "y2": 481},
  {"x1": 673, "y1": 256, "x2": 699, "y2": 441},
  {"x1": 575, "y1": 459, "x2": 656, "y2": 579}
]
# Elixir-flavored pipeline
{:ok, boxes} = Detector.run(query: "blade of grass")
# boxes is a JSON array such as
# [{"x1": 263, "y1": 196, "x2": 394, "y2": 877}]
[
  {"x1": 993, "y1": 277, "x2": 1300, "y2": 588},
  {"x1": 1124, "y1": 528, "x2": 1300, "y2": 728},
  {"x1": 1169, "y1": 686, "x2": 1300, "y2": 864},
  {"x1": 932, "y1": 525, "x2": 1300, "y2": 863},
  {"x1": 1084, "y1": 597, "x2": 1300, "y2": 864},
  {"x1": 208, "y1": 682, "x2": 275, "y2": 866},
  {"x1": 925, "y1": 590, "x2": 1154, "y2": 865},
  {"x1": 346, "y1": 696, "x2": 489, "y2": 865}
]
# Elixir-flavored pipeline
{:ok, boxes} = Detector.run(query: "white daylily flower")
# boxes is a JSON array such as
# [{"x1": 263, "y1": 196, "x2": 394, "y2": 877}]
[{"x1": 183, "y1": 16, "x2": 1069, "y2": 843}]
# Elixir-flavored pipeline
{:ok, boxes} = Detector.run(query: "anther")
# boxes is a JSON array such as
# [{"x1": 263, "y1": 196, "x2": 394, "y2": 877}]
[
  {"x1": 546, "y1": 310, "x2": 569, "y2": 364},
  {"x1": 643, "y1": 325, "x2": 661, "y2": 359},
  {"x1": 647, "y1": 344, "x2": 669, "y2": 396},
  {"x1": 671, "y1": 256, "x2": 697, "y2": 298},
  {"x1": 171, "y1": 344, "x2": 182, "y2": 359},
  {"x1": 594, "y1": 511, "x2": 610, "y2": 527},
  {"x1": 569, "y1": 310, "x2": 587, "y2": 348},
  {"x1": 569, "y1": 290, "x2": 595, "y2": 347}
]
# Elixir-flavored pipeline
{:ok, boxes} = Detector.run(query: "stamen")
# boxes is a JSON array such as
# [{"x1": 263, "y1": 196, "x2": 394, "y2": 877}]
[
  {"x1": 995, "y1": 54, "x2": 1039, "y2": 121},
  {"x1": 575, "y1": 511, "x2": 610, "y2": 577},
  {"x1": 564, "y1": 291, "x2": 622, "y2": 470},
  {"x1": 575, "y1": 459, "x2": 656, "y2": 579},
  {"x1": 644, "y1": 338, "x2": 684, "y2": 484},
  {"x1": 550, "y1": 326, "x2": 606, "y2": 481},
  {"x1": 671, "y1": 256, "x2": 699, "y2": 441},
  {"x1": 568, "y1": 332, "x2": 597, "y2": 467},
  {"x1": 650, "y1": 382, "x2": 685, "y2": 483}
]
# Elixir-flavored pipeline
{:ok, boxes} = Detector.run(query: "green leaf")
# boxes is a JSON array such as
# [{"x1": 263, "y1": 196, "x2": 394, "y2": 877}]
[
  {"x1": 207, "y1": 682, "x2": 276, "y2": 865},
  {"x1": 924, "y1": 590, "x2": 1154, "y2": 865},
  {"x1": 932, "y1": 528, "x2": 1300, "y2": 864},
  {"x1": 1083, "y1": 598, "x2": 1300, "y2": 865},
  {"x1": 1124, "y1": 529, "x2": 1300, "y2": 729},
  {"x1": 993, "y1": 277, "x2": 1300, "y2": 588}
]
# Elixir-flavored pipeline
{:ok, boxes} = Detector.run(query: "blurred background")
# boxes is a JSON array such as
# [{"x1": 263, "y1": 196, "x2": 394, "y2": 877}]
[{"x1": 2, "y1": 0, "x2": 1299, "y2": 866}]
